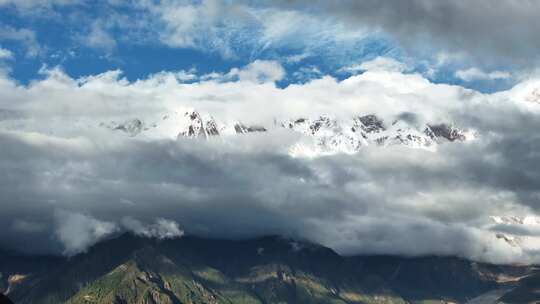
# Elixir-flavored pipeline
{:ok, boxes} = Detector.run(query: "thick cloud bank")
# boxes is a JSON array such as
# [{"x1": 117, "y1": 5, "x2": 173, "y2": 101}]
[{"x1": 2, "y1": 61, "x2": 540, "y2": 264}]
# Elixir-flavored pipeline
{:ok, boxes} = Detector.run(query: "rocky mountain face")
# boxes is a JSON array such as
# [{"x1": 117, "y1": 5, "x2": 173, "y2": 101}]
[
  {"x1": 0, "y1": 234, "x2": 536, "y2": 304},
  {"x1": 105, "y1": 110, "x2": 475, "y2": 157}
]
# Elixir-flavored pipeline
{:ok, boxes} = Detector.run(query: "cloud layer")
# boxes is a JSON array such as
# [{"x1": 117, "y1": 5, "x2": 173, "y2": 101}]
[
  {"x1": 267, "y1": 0, "x2": 540, "y2": 66},
  {"x1": 1, "y1": 60, "x2": 540, "y2": 264}
]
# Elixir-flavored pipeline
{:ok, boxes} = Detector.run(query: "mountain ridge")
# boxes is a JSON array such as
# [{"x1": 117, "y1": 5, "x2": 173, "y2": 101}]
[
  {"x1": 1, "y1": 233, "x2": 537, "y2": 304},
  {"x1": 104, "y1": 110, "x2": 476, "y2": 157}
]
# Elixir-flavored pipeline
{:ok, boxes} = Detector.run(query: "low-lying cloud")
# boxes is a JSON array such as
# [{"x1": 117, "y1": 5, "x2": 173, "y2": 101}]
[
  {"x1": 1, "y1": 60, "x2": 540, "y2": 264},
  {"x1": 122, "y1": 217, "x2": 184, "y2": 240},
  {"x1": 54, "y1": 210, "x2": 118, "y2": 256}
]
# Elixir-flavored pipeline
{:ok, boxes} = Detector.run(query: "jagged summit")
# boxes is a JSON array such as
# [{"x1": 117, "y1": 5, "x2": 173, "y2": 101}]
[
  {"x1": 354, "y1": 114, "x2": 385, "y2": 134},
  {"x1": 428, "y1": 123, "x2": 471, "y2": 142},
  {"x1": 178, "y1": 110, "x2": 220, "y2": 139}
]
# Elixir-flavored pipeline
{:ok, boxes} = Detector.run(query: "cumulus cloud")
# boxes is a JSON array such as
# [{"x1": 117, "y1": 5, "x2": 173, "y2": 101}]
[
  {"x1": 122, "y1": 217, "x2": 184, "y2": 240},
  {"x1": 227, "y1": 60, "x2": 285, "y2": 83},
  {"x1": 54, "y1": 210, "x2": 118, "y2": 255},
  {"x1": 1, "y1": 60, "x2": 540, "y2": 264},
  {"x1": 0, "y1": 48, "x2": 13, "y2": 60}
]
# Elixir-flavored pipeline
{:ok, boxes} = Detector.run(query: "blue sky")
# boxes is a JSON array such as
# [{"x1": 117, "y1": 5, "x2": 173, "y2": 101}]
[{"x1": 0, "y1": 0, "x2": 521, "y2": 92}]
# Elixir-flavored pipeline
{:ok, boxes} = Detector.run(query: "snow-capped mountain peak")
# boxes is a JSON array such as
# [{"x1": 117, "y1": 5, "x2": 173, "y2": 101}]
[
  {"x1": 101, "y1": 110, "x2": 476, "y2": 157},
  {"x1": 178, "y1": 110, "x2": 220, "y2": 139}
]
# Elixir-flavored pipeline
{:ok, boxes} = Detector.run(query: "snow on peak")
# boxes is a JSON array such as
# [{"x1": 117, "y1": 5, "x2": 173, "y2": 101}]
[
  {"x1": 178, "y1": 111, "x2": 219, "y2": 139},
  {"x1": 101, "y1": 110, "x2": 475, "y2": 158},
  {"x1": 284, "y1": 114, "x2": 473, "y2": 156},
  {"x1": 285, "y1": 116, "x2": 365, "y2": 156}
]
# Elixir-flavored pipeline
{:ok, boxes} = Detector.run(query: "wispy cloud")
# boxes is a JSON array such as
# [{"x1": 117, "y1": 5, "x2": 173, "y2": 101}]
[
  {"x1": 455, "y1": 68, "x2": 512, "y2": 82},
  {"x1": 0, "y1": 25, "x2": 40, "y2": 57},
  {"x1": 136, "y1": 0, "x2": 371, "y2": 62},
  {"x1": 80, "y1": 20, "x2": 117, "y2": 54}
]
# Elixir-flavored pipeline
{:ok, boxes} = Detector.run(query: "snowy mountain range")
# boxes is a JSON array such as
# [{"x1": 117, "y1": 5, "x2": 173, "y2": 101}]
[{"x1": 105, "y1": 110, "x2": 476, "y2": 157}]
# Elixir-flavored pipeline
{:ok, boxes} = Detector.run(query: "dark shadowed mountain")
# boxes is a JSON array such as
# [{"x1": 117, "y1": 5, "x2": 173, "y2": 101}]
[
  {"x1": 0, "y1": 234, "x2": 537, "y2": 304},
  {"x1": 0, "y1": 293, "x2": 13, "y2": 304}
]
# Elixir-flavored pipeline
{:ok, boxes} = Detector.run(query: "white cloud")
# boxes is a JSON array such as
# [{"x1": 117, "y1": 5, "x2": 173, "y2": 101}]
[
  {"x1": 227, "y1": 60, "x2": 285, "y2": 83},
  {"x1": 0, "y1": 47, "x2": 13, "y2": 60},
  {"x1": 340, "y1": 57, "x2": 411, "y2": 74},
  {"x1": 82, "y1": 21, "x2": 117, "y2": 53},
  {"x1": 455, "y1": 67, "x2": 512, "y2": 82},
  {"x1": 54, "y1": 210, "x2": 118, "y2": 255},
  {"x1": 122, "y1": 217, "x2": 184, "y2": 240}
]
